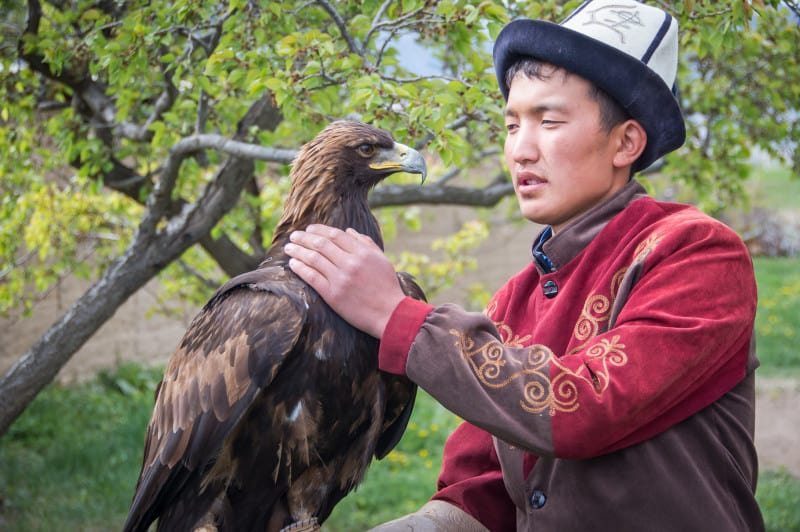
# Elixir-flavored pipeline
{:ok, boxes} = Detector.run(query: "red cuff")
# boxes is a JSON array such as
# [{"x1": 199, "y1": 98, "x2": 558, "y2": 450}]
[{"x1": 378, "y1": 297, "x2": 434, "y2": 375}]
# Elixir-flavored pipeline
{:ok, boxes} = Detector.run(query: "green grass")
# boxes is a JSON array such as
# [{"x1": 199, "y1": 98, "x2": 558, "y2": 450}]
[
  {"x1": 746, "y1": 165, "x2": 800, "y2": 210},
  {"x1": 0, "y1": 364, "x2": 159, "y2": 530},
  {"x1": 758, "y1": 470, "x2": 800, "y2": 531},
  {"x1": 753, "y1": 256, "x2": 800, "y2": 377}
]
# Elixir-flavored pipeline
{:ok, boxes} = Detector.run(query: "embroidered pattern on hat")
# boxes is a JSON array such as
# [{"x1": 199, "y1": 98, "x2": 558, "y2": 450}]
[{"x1": 583, "y1": 4, "x2": 644, "y2": 44}]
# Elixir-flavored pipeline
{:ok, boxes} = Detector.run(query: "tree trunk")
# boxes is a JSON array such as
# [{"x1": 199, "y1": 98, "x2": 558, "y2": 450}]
[
  {"x1": 0, "y1": 156, "x2": 256, "y2": 438},
  {"x1": 0, "y1": 79, "x2": 288, "y2": 437},
  {"x1": 0, "y1": 251, "x2": 168, "y2": 436}
]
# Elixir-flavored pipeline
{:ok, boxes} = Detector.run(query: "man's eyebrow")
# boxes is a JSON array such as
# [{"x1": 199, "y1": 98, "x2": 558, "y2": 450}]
[{"x1": 504, "y1": 103, "x2": 565, "y2": 117}]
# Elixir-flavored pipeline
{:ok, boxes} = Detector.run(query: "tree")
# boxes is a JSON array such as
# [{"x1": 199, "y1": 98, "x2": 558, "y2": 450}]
[{"x1": 0, "y1": 0, "x2": 797, "y2": 436}]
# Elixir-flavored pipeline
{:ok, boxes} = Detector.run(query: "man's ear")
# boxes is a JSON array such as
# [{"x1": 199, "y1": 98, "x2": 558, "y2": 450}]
[{"x1": 613, "y1": 120, "x2": 647, "y2": 169}]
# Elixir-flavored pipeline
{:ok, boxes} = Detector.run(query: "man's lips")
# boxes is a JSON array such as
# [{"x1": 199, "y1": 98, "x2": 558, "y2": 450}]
[{"x1": 516, "y1": 171, "x2": 547, "y2": 192}]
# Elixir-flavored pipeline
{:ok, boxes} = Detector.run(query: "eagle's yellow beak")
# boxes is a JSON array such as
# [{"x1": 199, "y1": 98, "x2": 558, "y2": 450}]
[{"x1": 369, "y1": 142, "x2": 427, "y2": 183}]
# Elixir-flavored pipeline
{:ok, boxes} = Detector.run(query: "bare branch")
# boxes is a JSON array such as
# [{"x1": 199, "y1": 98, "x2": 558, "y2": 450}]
[
  {"x1": 370, "y1": 176, "x2": 514, "y2": 208},
  {"x1": 373, "y1": 16, "x2": 440, "y2": 68},
  {"x1": 137, "y1": 134, "x2": 296, "y2": 240},
  {"x1": 365, "y1": 6, "x2": 427, "y2": 51},
  {"x1": 313, "y1": 0, "x2": 363, "y2": 56},
  {"x1": 194, "y1": 88, "x2": 211, "y2": 167},
  {"x1": 177, "y1": 258, "x2": 220, "y2": 290},
  {"x1": 169, "y1": 134, "x2": 297, "y2": 164},
  {"x1": 381, "y1": 73, "x2": 462, "y2": 84},
  {"x1": 0, "y1": 84, "x2": 281, "y2": 436},
  {"x1": 436, "y1": 167, "x2": 461, "y2": 185},
  {"x1": 413, "y1": 113, "x2": 485, "y2": 151},
  {"x1": 370, "y1": 0, "x2": 393, "y2": 30},
  {"x1": 126, "y1": 57, "x2": 179, "y2": 142},
  {"x1": 435, "y1": 148, "x2": 501, "y2": 185},
  {"x1": 0, "y1": 250, "x2": 38, "y2": 282}
]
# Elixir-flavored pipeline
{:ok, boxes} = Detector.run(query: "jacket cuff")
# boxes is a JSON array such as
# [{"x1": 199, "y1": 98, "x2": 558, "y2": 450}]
[{"x1": 378, "y1": 297, "x2": 434, "y2": 375}]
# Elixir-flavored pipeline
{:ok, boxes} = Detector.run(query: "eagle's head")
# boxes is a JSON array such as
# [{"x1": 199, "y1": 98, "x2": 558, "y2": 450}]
[
  {"x1": 271, "y1": 121, "x2": 427, "y2": 249},
  {"x1": 290, "y1": 120, "x2": 427, "y2": 196}
]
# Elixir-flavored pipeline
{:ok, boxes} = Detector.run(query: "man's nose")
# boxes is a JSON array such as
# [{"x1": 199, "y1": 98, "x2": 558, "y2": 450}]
[{"x1": 508, "y1": 124, "x2": 539, "y2": 164}]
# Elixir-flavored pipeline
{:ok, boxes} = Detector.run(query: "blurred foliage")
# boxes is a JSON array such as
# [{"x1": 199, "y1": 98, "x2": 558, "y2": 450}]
[
  {"x1": 674, "y1": 0, "x2": 800, "y2": 214},
  {"x1": 0, "y1": 0, "x2": 798, "y2": 322},
  {"x1": 391, "y1": 219, "x2": 490, "y2": 300}
]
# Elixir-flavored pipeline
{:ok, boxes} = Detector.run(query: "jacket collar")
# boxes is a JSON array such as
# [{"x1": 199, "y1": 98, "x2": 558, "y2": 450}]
[{"x1": 535, "y1": 179, "x2": 648, "y2": 272}]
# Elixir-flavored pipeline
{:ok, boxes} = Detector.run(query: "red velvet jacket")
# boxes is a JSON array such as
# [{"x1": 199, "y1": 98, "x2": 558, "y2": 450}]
[{"x1": 378, "y1": 181, "x2": 763, "y2": 531}]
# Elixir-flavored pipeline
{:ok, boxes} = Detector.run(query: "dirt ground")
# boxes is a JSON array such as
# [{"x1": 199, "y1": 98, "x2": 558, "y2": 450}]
[{"x1": 1, "y1": 205, "x2": 798, "y2": 478}]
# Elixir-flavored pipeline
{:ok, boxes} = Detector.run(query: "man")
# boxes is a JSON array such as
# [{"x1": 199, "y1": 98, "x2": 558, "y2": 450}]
[{"x1": 285, "y1": 1, "x2": 764, "y2": 530}]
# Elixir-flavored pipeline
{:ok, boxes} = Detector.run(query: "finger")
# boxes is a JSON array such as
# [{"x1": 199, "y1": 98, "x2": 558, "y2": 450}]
[
  {"x1": 287, "y1": 257, "x2": 331, "y2": 294},
  {"x1": 288, "y1": 229, "x2": 348, "y2": 264},
  {"x1": 306, "y1": 224, "x2": 376, "y2": 254},
  {"x1": 304, "y1": 224, "x2": 348, "y2": 241},
  {"x1": 345, "y1": 228, "x2": 383, "y2": 250},
  {"x1": 284, "y1": 240, "x2": 339, "y2": 279}
]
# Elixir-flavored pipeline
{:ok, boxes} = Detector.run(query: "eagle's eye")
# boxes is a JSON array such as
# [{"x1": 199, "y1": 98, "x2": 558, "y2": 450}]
[{"x1": 356, "y1": 144, "x2": 376, "y2": 158}]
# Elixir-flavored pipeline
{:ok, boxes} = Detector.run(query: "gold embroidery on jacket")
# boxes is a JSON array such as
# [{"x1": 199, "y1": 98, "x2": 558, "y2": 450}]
[
  {"x1": 452, "y1": 329, "x2": 627, "y2": 415},
  {"x1": 568, "y1": 271, "x2": 625, "y2": 355},
  {"x1": 609, "y1": 266, "x2": 628, "y2": 303},
  {"x1": 486, "y1": 300, "x2": 532, "y2": 348},
  {"x1": 469, "y1": 232, "x2": 659, "y2": 415},
  {"x1": 633, "y1": 232, "x2": 661, "y2": 264},
  {"x1": 572, "y1": 293, "x2": 611, "y2": 347},
  {"x1": 568, "y1": 231, "x2": 662, "y2": 354}
]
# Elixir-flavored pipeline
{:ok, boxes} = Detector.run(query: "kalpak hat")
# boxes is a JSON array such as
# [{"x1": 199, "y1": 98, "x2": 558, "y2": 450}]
[{"x1": 493, "y1": 0, "x2": 686, "y2": 172}]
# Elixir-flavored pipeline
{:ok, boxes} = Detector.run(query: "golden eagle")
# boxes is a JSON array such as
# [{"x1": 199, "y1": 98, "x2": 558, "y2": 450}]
[{"x1": 123, "y1": 121, "x2": 427, "y2": 532}]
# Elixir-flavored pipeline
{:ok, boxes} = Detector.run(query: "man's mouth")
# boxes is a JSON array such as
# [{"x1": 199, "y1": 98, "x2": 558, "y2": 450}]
[{"x1": 517, "y1": 171, "x2": 547, "y2": 190}]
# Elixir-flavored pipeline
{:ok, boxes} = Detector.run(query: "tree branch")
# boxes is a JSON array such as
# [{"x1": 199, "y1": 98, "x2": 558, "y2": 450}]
[
  {"x1": 168, "y1": 134, "x2": 297, "y2": 164},
  {"x1": 0, "y1": 91, "x2": 281, "y2": 437},
  {"x1": 365, "y1": 5, "x2": 427, "y2": 53},
  {"x1": 313, "y1": 0, "x2": 363, "y2": 56},
  {"x1": 370, "y1": 176, "x2": 514, "y2": 208}
]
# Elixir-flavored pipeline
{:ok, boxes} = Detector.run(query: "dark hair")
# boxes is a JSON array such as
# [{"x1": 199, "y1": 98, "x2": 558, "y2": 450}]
[{"x1": 504, "y1": 58, "x2": 630, "y2": 132}]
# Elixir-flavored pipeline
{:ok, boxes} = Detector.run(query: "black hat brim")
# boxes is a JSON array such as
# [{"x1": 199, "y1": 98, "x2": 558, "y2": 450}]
[{"x1": 493, "y1": 19, "x2": 686, "y2": 172}]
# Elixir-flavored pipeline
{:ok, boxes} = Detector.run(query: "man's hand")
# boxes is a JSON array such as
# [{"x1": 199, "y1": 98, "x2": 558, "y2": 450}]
[{"x1": 285, "y1": 224, "x2": 406, "y2": 339}]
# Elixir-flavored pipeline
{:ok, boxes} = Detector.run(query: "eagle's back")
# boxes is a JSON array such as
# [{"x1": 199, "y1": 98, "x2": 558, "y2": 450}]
[{"x1": 124, "y1": 265, "x2": 309, "y2": 531}]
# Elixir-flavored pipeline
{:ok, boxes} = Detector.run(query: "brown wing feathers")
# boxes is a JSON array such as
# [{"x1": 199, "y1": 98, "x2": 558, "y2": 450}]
[{"x1": 124, "y1": 121, "x2": 426, "y2": 532}]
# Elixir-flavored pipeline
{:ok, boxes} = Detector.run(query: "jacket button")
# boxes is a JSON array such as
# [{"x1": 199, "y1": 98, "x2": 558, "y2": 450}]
[
  {"x1": 530, "y1": 490, "x2": 547, "y2": 509},
  {"x1": 542, "y1": 280, "x2": 558, "y2": 298}
]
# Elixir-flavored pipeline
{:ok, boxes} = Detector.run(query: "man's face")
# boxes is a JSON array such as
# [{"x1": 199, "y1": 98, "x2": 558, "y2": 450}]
[{"x1": 503, "y1": 69, "x2": 631, "y2": 233}]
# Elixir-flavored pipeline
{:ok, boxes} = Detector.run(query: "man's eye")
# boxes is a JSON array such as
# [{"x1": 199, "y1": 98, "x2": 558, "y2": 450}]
[{"x1": 357, "y1": 144, "x2": 376, "y2": 157}]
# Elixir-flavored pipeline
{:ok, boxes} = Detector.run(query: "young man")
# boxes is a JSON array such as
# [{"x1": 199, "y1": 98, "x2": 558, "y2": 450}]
[{"x1": 285, "y1": 1, "x2": 764, "y2": 530}]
